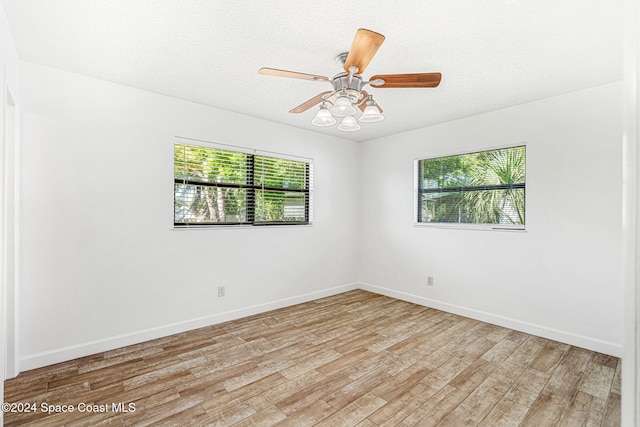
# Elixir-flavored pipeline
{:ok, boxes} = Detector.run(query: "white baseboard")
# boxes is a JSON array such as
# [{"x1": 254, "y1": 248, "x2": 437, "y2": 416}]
[
  {"x1": 358, "y1": 282, "x2": 622, "y2": 357},
  {"x1": 20, "y1": 282, "x2": 359, "y2": 371},
  {"x1": 19, "y1": 280, "x2": 621, "y2": 372}
]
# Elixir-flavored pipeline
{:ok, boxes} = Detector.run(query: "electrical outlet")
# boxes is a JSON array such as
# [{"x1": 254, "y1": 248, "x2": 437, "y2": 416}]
[
  {"x1": 218, "y1": 285, "x2": 225, "y2": 297},
  {"x1": 427, "y1": 276, "x2": 434, "y2": 286}
]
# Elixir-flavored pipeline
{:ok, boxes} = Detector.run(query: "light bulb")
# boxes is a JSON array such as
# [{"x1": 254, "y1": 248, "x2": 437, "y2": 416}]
[
  {"x1": 329, "y1": 93, "x2": 356, "y2": 117},
  {"x1": 312, "y1": 105, "x2": 336, "y2": 126},
  {"x1": 359, "y1": 103, "x2": 384, "y2": 123},
  {"x1": 337, "y1": 115, "x2": 360, "y2": 132}
]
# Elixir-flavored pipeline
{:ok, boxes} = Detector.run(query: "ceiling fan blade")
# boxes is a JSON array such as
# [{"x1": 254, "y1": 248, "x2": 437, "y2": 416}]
[
  {"x1": 343, "y1": 29, "x2": 385, "y2": 74},
  {"x1": 289, "y1": 91, "x2": 332, "y2": 114},
  {"x1": 259, "y1": 67, "x2": 329, "y2": 82},
  {"x1": 369, "y1": 73, "x2": 442, "y2": 88},
  {"x1": 359, "y1": 90, "x2": 383, "y2": 113}
]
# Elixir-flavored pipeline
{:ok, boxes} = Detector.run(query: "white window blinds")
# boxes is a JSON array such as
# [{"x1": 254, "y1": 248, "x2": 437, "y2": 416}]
[
  {"x1": 174, "y1": 142, "x2": 312, "y2": 226},
  {"x1": 417, "y1": 145, "x2": 525, "y2": 228}
]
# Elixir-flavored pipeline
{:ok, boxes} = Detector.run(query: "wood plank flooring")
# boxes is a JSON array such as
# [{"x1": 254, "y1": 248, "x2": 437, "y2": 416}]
[{"x1": 3, "y1": 290, "x2": 621, "y2": 426}]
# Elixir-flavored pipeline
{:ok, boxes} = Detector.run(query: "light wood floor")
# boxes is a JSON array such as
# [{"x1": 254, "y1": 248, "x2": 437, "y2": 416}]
[{"x1": 4, "y1": 290, "x2": 620, "y2": 426}]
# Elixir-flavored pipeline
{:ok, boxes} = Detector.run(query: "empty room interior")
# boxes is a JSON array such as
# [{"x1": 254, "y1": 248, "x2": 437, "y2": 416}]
[{"x1": 1, "y1": 1, "x2": 639, "y2": 426}]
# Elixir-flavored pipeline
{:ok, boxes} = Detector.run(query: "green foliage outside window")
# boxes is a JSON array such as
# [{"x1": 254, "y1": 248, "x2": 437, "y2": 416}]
[
  {"x1": 254, "y1": 156, "x2": 308, "y2": 223},
  {"x1": 174, "y1": 144, "x2": 248, "y2": 223},
  {"x1": 418, "y1": 146, "x2": 525, "y2": 226},
  {"x1": 174, "y1": 143, "x2": 310, "y2": 226}
]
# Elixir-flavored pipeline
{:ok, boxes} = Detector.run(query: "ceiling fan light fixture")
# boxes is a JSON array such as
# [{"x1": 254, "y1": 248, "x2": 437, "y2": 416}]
[
  {"x1": 329, "y1": 93, "x2": 356, "y2": 117},
  {"x1": 359, "y1": 103, "x2": 384, "y2": 123},
  {"x1": 337, "y1": 115, "x2": 360, "y2": 132},
  {"x1": 311, "y1": 103, "x2": 337, "y2": 126},
  {"x1": 260, "y1": 29, "x2": 441, "y2": 134}
]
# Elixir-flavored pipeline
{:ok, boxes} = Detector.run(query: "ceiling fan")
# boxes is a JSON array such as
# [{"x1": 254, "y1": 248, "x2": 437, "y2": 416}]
[{"x1": 259, "y1": 28, "x2": 441, "y2": 132}]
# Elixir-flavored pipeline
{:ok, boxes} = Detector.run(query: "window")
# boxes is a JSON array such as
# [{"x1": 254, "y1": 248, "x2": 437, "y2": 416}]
[
  {"x1": 416, "y1": 145, "x2": 525, "y2": 229},
  {"x1": 174, "y1": 142, "x2": 312, "y2": 226}
]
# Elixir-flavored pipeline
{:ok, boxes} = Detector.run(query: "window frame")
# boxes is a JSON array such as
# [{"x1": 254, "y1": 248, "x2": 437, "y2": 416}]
[
  {"x1": 414, "y1": 144, "x2": 527, "y2": 231},
  {"x1": 173, "y1": 138, "x2": 313, "y2": 229}
]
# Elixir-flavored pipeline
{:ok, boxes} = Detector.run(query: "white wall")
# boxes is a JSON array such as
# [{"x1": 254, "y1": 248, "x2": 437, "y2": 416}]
[
  {"x1": 358, "y1": 82, "x2": 623, "y2": 356},
  {"x1": 622, "y1": 0, "x2": 640, "y2": 422},
  {"x1": 15, "y1": 58, "x2": 625, "y2": 372},
  {"x1": 18, "y1": 61, "x2": 360, "y2": 370},
  {"x1": 0, "y1": 1, "x2": 21, "y2": 421}
]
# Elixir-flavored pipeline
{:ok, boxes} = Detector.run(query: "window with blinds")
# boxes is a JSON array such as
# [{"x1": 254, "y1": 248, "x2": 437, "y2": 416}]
[
  {"x1": 174, "y1": 143, "x2": 312, "y2": 226},
  {"x1": 416, "y1": 145, "x2": 526, "y2": 229}
]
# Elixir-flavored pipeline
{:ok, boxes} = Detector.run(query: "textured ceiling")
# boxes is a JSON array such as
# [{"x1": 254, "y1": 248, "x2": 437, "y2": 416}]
[{"x1": 3, "y1": 0, "x2": 623, "y2": 142}]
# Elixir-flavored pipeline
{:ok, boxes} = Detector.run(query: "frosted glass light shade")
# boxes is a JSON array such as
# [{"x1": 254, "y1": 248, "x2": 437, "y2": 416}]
[
  {"x1": 312, "y1": 106, "x2": 336, "y2": 126},
  {"x1": 329, "y1": 94, "x2": 356, "y2": 117},
  {"x1": 337, "y1": 115, "x2": 360, "y2": 132},
  {"x1": 359, "y1": 104, "x2": 384, "y2": 123}
]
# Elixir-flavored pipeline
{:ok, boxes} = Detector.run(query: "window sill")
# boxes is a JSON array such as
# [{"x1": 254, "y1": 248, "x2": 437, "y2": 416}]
[
  {"x1": 413, "y1": 222, "x2": 526, "y2": 232},
  {"x1": 172, "y1": 223, "x2": 313, "y2": 230}
]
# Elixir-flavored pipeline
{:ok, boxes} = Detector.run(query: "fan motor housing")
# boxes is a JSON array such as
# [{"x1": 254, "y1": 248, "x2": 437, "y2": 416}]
[{"x1": 331, "y1": 72, "x2": 365, "y2": 101}]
